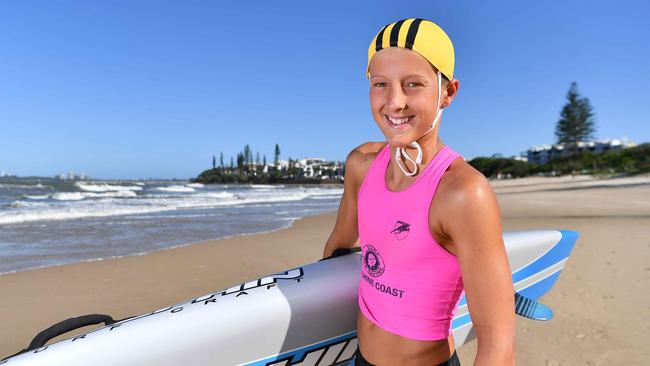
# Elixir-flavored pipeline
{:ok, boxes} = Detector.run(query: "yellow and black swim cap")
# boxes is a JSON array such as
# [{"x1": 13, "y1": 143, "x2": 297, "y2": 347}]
[{"x1": 367, "y1": 18, "x2": 455, "y2": 80}]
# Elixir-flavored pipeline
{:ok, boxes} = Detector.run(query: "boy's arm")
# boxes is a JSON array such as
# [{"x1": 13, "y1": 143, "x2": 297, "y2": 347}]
[
  {"x1": 322, "y1": 144, "x2": 377, "y2": 258},
  {"x1": 443, "y1": 170, "x2": 515, "y2": 366}
]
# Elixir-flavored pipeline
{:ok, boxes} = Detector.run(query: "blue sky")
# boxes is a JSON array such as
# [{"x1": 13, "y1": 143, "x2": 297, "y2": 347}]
[{"x1": 1, "y1": 1, "x2": 648, "y2": 179}]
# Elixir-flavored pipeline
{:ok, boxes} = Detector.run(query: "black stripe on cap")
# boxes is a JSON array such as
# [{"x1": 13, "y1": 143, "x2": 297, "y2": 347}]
[
  {"x1": 404, "y1": 18, "x2": 423, "y2": 49},
  {"x1": 375, "y1": 24, "x2": 389, "y2": 51},
  {"x1": 389, "y1": 19, "x2": 406, "y2": 47}
]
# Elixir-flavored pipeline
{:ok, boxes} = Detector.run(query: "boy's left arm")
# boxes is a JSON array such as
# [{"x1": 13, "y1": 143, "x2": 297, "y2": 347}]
[{"x1": 443, "y1": 173, "x2": 515, "y2": 366}]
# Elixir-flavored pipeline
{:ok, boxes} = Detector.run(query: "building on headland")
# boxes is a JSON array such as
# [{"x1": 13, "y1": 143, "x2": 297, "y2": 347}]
[
  {"x1": 275, "y1": 158, "x2": 344, "y2": 180},
  {"x1": 298, "y1": 158, "x2": 343, "y2": 179},
  {"x1": 526, "y1": 138, "x2": 636, "y2": 165}
]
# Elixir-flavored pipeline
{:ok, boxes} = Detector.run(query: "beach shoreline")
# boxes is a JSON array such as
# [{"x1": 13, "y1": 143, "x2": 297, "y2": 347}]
[
  {"x1": 1, "y1": 175, "x2": 648, "y2": 365},
  {"x1": 0, "y1": 216, "x2": 306, "y2": 277},
  {"x1": 0, "y1": 182, "x2": 343, "y2": 274}
]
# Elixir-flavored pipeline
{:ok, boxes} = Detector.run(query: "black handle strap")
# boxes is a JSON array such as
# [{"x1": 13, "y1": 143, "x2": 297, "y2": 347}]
[
  {"x1": 320, "y1": 247, "x2": 361, "y2": 261},
  {"x1": 27, "y1": 314, "x2": 115, "y2": 351},
  {"x1": 1, "y1": 314, "x2": 117, "y2": 362}
]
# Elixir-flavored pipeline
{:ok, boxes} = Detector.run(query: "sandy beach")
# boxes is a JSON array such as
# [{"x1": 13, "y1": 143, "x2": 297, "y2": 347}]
[{"x1": 1, "y1": 175, "x2": 648, "y2": 365}]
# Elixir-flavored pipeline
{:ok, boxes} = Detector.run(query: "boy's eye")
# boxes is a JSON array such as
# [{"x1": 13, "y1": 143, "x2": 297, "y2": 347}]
[
  {"x1": 373, "y1": 82, "x2": 386, "y2": 87},
  {"x1": 407, "y1": 82, "x2": 423, "y2": 87}
]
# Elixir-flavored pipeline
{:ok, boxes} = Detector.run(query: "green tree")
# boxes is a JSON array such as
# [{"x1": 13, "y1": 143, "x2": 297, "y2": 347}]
[
  {"x1": 237, "y1": 152, "x2": 244, "y2": 171},
  {"x1": 274, "y1": 144, "x2": 281, "y2": 166},
  {"x1": 244, "y1": 145, "x2": 252, "y2": 168},
  {"x1": 469, "y1": 157, "x2": 530, "y2": 178},
  {"x1": 212, "y1": 155, "x2": 216, "y2": 169},
  {"x1": 555, "y1": 82, "x2": 596, "y2": 156},
  {"x1": 220, "y1": 152, "x2": 224, "y2": 168}
]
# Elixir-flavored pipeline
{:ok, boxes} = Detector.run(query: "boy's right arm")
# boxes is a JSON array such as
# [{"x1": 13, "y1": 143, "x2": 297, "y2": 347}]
[{"x1": 322, "y1": 143, "x2": 378, "y2": 258}]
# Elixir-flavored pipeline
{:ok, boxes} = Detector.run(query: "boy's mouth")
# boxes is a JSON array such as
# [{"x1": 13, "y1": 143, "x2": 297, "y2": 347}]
[{"x1": 386, "y1": 114, "x2": 414, "y2": 129}]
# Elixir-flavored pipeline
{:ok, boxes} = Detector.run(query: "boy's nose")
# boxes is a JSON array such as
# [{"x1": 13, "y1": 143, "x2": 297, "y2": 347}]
[{"x1": 387, "y1": 86, "x2": 407, "y2": 110}]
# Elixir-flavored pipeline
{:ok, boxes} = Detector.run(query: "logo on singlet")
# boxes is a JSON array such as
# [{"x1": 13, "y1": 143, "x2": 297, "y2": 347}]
[
  {"x1": 363, "y1": 245, "x2": 385, "y2": 277},
  {"x1": 391, "y1": 220, "x2": 410, "y2": 240}
]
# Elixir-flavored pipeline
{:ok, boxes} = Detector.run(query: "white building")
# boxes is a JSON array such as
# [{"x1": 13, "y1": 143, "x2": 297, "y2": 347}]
[
  {"x1": 275, "y1": 159, "x2": 290, "y2": 170},
  {"x1": 527, "y1": 138, "x2": 636, "y2": 165},
  {"x1": 274, "y1": 157, "x2": 343, "y2": 179}
]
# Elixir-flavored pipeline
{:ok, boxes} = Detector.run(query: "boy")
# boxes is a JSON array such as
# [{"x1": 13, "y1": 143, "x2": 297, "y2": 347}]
[{"x1": 323, "y1": 18, "x2": 515, "y2": 365}]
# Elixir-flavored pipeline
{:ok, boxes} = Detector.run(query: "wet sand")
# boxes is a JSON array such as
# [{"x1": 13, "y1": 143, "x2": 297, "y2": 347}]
[{"x1": 1, "y1": 175, "x2": 648, "y2": 365}]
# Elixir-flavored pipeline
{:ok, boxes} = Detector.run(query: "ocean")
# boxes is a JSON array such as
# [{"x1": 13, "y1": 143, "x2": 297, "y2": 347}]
[{"x1": 0, "y1": 180, "x2": 343, "y2": 274}]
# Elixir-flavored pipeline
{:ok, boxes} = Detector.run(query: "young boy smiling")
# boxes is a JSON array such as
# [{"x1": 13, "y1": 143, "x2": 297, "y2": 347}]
[{"x1": 323, "y1": 18, "x2": 515, "y2": 366}]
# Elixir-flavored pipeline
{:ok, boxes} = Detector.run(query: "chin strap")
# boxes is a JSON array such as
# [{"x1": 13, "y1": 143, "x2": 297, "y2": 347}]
[{"x1": 394, "y1": 71, "x2": 444, "y2": 177}]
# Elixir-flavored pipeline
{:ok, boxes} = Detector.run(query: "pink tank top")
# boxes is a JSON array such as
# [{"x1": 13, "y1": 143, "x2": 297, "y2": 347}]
[{"x1": 357, "y1": 143, "x2": 465, "y2": 341}]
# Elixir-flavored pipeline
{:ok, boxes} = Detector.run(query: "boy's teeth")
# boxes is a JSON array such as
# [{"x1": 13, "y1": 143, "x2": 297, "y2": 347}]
[{"x1": 388, "y1": 116, "x2": 411, "y2": 124}]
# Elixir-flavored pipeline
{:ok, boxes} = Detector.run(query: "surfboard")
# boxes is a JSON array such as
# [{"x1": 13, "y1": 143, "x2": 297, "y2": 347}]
[{"x1": 1, "y1": 230, "x2": 578, "y2": 366}]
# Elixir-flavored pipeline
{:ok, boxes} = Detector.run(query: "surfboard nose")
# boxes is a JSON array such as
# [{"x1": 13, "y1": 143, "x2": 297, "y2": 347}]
[
  {"x1": 559, "y1": 230, "x2": 579, "y2": 249},
  {"x1": 512, "y1": 230, "x2": 579, "y2": 303}
]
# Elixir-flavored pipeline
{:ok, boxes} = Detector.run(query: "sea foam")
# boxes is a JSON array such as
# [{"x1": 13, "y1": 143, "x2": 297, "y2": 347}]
[
  {"x1": 155, "y1": 185, "x2": 196, "y2": 193},
  {"x1": 76, "y1": 182, "x2": 143, "y2": 192}
]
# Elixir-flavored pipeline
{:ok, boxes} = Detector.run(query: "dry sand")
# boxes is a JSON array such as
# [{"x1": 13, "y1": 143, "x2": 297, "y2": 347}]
[
  {"x1": 1, "y1": 175, "x2": 649, "y2": 365},
  {"x1": 458, "y1": 175, "x2": 650, "y2": 365}
]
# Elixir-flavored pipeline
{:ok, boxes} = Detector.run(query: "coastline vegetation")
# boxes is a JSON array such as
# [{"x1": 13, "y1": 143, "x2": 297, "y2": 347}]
[
  {"x1": 194, "y1": 164, "x2": 343, "y2": 184},
  {"x1": 469, "y1": 143, "x2": 650, "y2": 179},
  {"x1": 194, "y1": 144, "x2": 344, "y2": 184}
]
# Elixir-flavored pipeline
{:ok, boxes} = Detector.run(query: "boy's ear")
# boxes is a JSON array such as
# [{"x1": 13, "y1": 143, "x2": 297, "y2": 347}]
[{"x1": 441, "y1": 79, "x2": 459, "y2": 108}]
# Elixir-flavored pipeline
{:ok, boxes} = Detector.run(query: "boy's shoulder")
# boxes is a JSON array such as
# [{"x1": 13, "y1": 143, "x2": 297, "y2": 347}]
[
  {"x1": 437, "y1": 156, "x2": 495, "y2": 210},
  {"x1": 346, "y1": 141, "x2": 386, "y2": 168},
  {"x1": 348, "y1": 141, "x2": 386, "y2": 159},
  {"x1": 344, "y1": 141, "x2": 387, "y2": 187}
]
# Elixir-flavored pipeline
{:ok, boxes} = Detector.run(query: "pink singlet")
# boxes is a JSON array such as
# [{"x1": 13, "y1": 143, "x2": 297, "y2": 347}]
[{"x1": 357, "y1": 143, "x2": 465, "y2": 341}]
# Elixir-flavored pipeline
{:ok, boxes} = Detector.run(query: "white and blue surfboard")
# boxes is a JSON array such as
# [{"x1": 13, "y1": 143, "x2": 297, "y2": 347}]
[{"x1": 1, "y1": 230, "x2": 578, "y2": 366}]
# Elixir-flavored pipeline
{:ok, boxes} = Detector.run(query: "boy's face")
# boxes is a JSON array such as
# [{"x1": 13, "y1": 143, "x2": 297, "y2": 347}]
[{"x1": 368, "y1": 47, "x2": 445, "y2": 148}]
